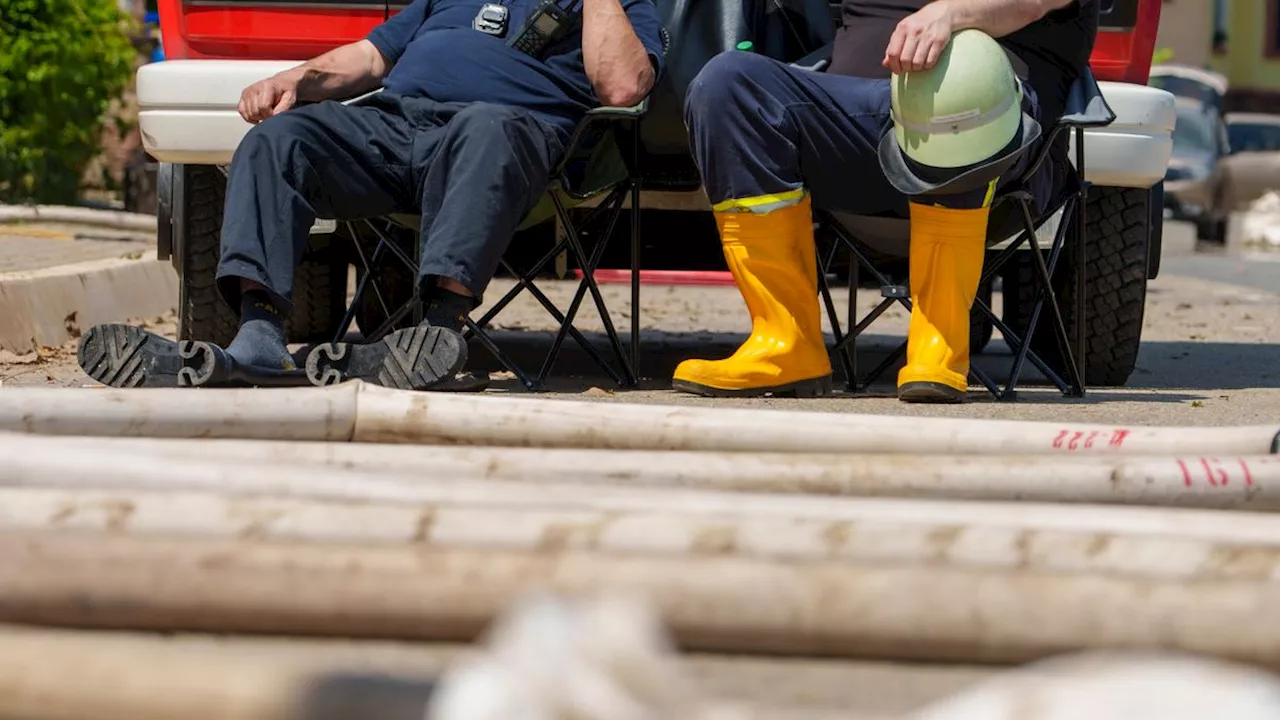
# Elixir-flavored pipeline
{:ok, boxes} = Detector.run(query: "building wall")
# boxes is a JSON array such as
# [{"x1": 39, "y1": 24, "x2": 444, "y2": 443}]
[
  {"x1": 1206, "y1": 0, "x2": 1280, "y2": 111},
  {"x1": 1155, "y1": 0, "x2": 1211, "y2": 68}
]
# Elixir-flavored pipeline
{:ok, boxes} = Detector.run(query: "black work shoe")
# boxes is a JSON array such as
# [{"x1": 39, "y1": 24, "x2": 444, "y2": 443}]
[
  {"x1": 78, "y1": 324, "x2": 314, "y2": 388},
  {"x1": 78, "y1": 324, "x2": 228, "y2": 388},
  {"x1": 305, "y1": 325, "x2": 467, "y2": 391},
  {"x1": 897, "y1": 381, "x2": 967, "y2": 404}
]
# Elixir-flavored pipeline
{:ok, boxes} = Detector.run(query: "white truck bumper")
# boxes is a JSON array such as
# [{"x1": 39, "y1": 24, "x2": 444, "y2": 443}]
[
  {"x1": 137, "y1": 60, "x2": 300, "y2": 166},
  {"x1": 138, "y1": 60, "x2": 1176, "y2": 190},
  {"x1": 1070, "y1": 81, "x2": 1176, "y2": 189}
]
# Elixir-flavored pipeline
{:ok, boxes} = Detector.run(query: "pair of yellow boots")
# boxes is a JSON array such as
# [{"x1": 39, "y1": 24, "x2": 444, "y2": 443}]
[{"x1": 673, "y1": 194, "x2": 987, "y2": 402}]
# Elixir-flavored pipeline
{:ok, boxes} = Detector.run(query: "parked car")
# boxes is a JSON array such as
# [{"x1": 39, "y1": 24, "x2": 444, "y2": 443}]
[
  {"x1": 1148, "y1": 64, "x2": 1227, "y2": 113},
  {"x1": 1221, "y1": 113, "x2": 1280, "y2": 212},
  {"x1": 1163, "y1": 97, "x2": 1230, "y2": 243}
]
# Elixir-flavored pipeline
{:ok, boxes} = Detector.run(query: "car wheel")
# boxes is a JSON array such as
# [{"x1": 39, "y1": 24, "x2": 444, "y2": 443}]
[
  {"x1": 176, "y1": 165, "x2": 238, "y2": 347},
  {"x1": 1208, "y1": 216, "x2": 1228, "y2": 245}
]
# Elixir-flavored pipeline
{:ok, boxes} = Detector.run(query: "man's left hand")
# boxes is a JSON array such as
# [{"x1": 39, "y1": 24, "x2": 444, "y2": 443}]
[{"x1": 883, "y1": 2, "x2": 954, "y2": 74}]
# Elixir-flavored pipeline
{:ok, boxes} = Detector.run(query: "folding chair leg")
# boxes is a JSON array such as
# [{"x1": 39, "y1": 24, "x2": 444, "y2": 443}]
[
  {"x1": 465, "y1": 317, "x2": 538, "y2": 391},
  {"x1": 817, "y1": 244, "x2": 854, "y2": 391},
  {"x1": 978, "y1": 302, "x2": 1075, "y2": 394},
  {"x1": 816, "y1": 215, "x2": 922, "y2": 393},
  {"x1": 538, "y1": 191, "x2": 637, "y2": 388},
  {"x1": 864, "y1": 340, "x2": 907, "y2": 387},
  {"x1": 1019, "y1": 201, "x2": 1085, "y2": 396},
  {"x1": 846, "y1": 253, "x2": 859, "y2": 391},
  {"x1": 566, "y1": 225, "x2": 637, "y2": 387},
  {"x1": 333, "y1": 225, "x2": 382, "y2": 343},
  {"x1": 537, "y1": 223, "x2": 628, "y2": 386},
  {"x1": 629, "y1": 196, "x2": 641, "y2": 379},
  {"x1": 1074, "y1": 128, "x2": 1089, "y2": 392},
  {"x1": 463, "y1": 245, "x2": 622, "y2": 388},
  {"x1": 478, "y1": 257, "x2": 623, "y2": 377},
  {"x1": 628, "y1": 130, "x2": 643, "y2": 380},
  {"x1": 990, "y1": 196, "x2": 1085, "y2": 401},
  {"x1": 968, "y1": 362, "x2": 1002, "y2": 398},
  {"x1": 336, "y1": 221, "x2": 415, "y2": 344}
]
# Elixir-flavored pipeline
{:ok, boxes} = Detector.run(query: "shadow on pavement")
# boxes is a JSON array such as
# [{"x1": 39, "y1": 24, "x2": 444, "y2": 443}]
[
  {"x1": 464, "y1": 330, "x2": 1264, "y2": 401},
  {"x1": 1128, "y1": 340, "x2": 1280, "y2": 391}
]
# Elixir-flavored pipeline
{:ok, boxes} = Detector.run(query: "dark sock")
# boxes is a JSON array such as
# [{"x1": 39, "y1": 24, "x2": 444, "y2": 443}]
[
  {"x1": 226, "y1": 289, "x2": 294, "y2": 371},
  {"x1": 423, "y1": 290, "x2": 472, "y2": 334}
]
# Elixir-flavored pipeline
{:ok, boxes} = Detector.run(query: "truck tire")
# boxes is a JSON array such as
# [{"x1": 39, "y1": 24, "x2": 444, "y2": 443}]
[
  {"x1": 1003, "y1": 185, "x2": 1149, "y2": 387},
  {"x1": 1146, "y1": 181, "x2": 1163, "y2": 279},
  {"x1": 353, "y1": 254, "x2": 417, "y2": 340},
  {"x1": 176, "y1": 165, "x2": 237, "y2": 347},
  {"x1": 173, "y1": 165, "x2": 347, "y2": 347},
  {"x1": 287, "y1": 239, "x2": 350, "y2": 344}
]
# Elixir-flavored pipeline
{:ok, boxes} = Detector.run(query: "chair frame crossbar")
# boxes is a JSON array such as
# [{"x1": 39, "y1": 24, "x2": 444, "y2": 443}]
[
  {"x1": 817, "y1": 125, "x2": 1091, "y2": 401},
  {"x1": 329, "y1": 113, "x2": 645, "y2": 392}
]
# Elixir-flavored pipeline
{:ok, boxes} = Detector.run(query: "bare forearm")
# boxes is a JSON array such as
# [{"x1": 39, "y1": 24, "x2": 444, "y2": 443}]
[
  {"x1": 284, "y1": 39, "x2": 389, "y2": 102},
  {"x1": 582, "y1": 0, "x2": 653, "y2": 107},
  {"x1": 935, "y1": 0, "x2": 1072, "y2": 37}
]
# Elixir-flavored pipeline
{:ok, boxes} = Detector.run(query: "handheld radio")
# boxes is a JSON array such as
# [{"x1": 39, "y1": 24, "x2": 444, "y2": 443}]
[{"x1": 507, "y1": 0, "x2": 582, "y2": 58}]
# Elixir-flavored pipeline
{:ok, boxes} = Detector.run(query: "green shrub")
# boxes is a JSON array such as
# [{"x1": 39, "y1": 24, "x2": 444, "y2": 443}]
[{"x1": 0, "y1": 0, "x2": 137, "y2": 204}]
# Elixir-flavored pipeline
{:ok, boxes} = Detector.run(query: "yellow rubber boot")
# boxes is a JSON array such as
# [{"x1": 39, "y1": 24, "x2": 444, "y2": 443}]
[
  {"x1": 897, "y1": 201, "x2": 988, "y2": 403},
  {"x1": 672, "y1": 193, "x2": 832, "y2": 397}
]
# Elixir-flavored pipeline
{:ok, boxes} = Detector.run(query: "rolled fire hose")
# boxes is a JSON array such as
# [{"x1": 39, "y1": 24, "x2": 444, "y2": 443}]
[
  {"x1": 10, "y1": 443, "x2": 1280, "y2": 546},
  {"x1": 4, "y1": 623, "x2": 1278, "y2": 720},
  {"x1": 7, "y1": 528, "x2": 1280, "y2": 665},
  {"x1": 0, "y1": 624, "x2": 893, "y2": 720},
  {"x1": 908, "y1": 653, "x2": 1280, "y2": 720},
  {"x1": 0, "y1": 625, "x2": 463, "y2": 720},
  {"x1": 6, "y1": 485, "x2": 1280, "y2": 582},
  {"x1": 1, "y1": 382, "x2": 1278, "y2": 456},
  {"x1": 0, "y1": 383, "x2": 356, "y2": 442},
  {"x1": 2, "y1": 432, "x2": 1277, "y2": 509}
]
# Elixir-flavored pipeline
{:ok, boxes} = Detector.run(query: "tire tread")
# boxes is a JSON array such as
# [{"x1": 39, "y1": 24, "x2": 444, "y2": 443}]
[
  {"x1": 177, "y1": 166, "x2": 347, "y2": 346},
  {"x1": 1003, "y1": 186, "x2": 1149, "y2": 387}
]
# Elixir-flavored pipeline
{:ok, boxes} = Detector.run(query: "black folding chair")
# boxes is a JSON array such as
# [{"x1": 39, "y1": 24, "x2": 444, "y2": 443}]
[
  {"x1": 327, "y1": 34, "x2": 670, "y2": 392},
  {"x1": 793, "y1": 52, "x2": 1117, "y2": 399}
]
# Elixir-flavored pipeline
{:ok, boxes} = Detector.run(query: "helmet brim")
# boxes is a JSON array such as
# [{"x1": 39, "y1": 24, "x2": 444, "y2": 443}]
[{"x1": 878, "y1": 110, "x2": 1042, "y2": 197}]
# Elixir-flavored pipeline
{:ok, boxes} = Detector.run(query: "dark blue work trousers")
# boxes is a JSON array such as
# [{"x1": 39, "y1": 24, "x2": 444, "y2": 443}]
[
  {"x1": 216, "y1": 93, "x2": 568, "y2": 310},
  {"x1": 684, "y1": 52, "x2": 1054, "y2": 214}
]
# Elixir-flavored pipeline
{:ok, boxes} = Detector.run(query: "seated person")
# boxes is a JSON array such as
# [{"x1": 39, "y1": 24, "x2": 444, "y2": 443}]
[
  {"x1": 79, "y1": 0, "x2": 664, "y2": 391},
  {"x1": 673, "y1": 0, "x2": 1097, "y2": 403}
]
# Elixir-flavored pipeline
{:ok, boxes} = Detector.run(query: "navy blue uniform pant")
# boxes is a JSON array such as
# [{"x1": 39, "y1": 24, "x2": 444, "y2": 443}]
[
  {"x1": 216, "y1": 93, "x2": 568, "y2": 310},
  {"x1": 684, "y1": 52, "x2": 1054, "y2": 215}
]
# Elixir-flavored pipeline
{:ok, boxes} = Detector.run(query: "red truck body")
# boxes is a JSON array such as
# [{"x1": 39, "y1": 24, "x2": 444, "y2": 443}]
[
  {"x1": 159, "y1": 0, "x2": 1161, "y2": 84},
  {"x1": 158, "y1": 0, "x2": 383, "y2": 60}
]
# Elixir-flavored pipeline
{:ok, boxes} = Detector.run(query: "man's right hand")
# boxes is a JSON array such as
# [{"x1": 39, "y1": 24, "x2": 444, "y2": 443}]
[{"x1": 239, "y1": 74, "x2": 300, "y2": 124}]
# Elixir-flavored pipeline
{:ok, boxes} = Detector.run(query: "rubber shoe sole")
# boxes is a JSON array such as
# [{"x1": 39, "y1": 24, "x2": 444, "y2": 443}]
[
  {"x1": 672, "y1": 374, "x2": 833, "y2": 398},
  {"x1": 77, "y1": 324, "x2": 228, "y2": 388},
  {"x1": 305, "y1": 325, "x2": 467, "y2": 391},
  {"x1": 897, "y1": 380, "x2": 967, "y2": 404}
]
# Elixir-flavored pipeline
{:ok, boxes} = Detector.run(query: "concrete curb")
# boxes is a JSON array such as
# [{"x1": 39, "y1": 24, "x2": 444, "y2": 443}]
[
  {"x1": 0, "y1": 257, "x2": 178, "y2": 353},
  {"x1": 0, "y1": 205, "x2": 157, "y2": 233}
]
